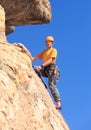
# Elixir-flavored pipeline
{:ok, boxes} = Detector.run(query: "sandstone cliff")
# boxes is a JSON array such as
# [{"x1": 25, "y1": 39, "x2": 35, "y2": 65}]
[
  {"x1": 0, "y1": 0, "x2": 51, "y2": 35},
  {"x1": 0, "y1": 4, "x2": 70, "y2": 130}
]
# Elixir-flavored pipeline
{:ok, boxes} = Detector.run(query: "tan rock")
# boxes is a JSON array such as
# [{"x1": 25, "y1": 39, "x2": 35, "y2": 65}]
[
  {"x1": 0, "y1": 3, "x2": 70, "y2": 130},
  {"x1": 5, "y1": 26, "x2": 15, "y2": 35},
  {"x1": 0, "y1": 43, "x2": 70, "y2": 130},
  {"x1": 0, "y1": 5, "x2": 7, "y2": 42},
  {"x1": 0, "y1": 0, "x2": 51, "y2": 34}
]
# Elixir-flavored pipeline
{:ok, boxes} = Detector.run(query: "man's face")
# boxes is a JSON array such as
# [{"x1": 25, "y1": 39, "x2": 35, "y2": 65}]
[{"x1": 46, "y1": 40, "x2": 53, "y2": 48}]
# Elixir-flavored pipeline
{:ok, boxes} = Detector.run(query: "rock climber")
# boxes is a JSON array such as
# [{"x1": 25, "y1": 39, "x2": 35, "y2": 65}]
[{"x1": 32, "y1": 36, "x2": 62, "y2": 110}]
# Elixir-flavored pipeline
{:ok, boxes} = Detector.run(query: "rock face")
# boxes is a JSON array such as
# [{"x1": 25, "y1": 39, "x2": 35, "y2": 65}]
[
  {"x1": 5, "y1": 26, "x2": 15, "y2": 35},
  {"x1": 0, "y1": 0, "x2": 51, "y2": 34},
  {"x1": 0, "y1": 5, "x2": 7, "y2": 42},
  {"x1": 0, "y1": 4, "x2": 70, "y2": 130},
  {"x1": 0, "y1": 43, "x2": 70, "y2": 130}
]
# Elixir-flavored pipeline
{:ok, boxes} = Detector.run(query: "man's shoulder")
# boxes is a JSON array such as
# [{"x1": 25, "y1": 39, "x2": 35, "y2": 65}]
[{"x1": 52, "y1": 48, "x2": 57, "y2": 51}]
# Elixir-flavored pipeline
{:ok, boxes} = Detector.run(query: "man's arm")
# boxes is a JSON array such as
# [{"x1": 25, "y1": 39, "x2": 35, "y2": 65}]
[{"x1": 32, "y1": 56, "x2": 39, "y2": 61}]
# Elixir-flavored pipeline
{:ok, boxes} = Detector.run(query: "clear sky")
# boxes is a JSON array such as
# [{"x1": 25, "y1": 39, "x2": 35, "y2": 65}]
[{"x1": 7, "y1": 0, "x2": 90, "y2": 130}]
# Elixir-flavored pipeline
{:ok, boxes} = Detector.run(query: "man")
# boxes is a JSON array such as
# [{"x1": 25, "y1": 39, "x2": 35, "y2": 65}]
[{"x1": 32, "y1": 36, "x2": 62, "y2": 109}]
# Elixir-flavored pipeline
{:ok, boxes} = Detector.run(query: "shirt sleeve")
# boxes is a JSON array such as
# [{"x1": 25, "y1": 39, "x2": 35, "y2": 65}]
[{"x1": 50, "y1": 49, "x2": 57, "y2": 59}]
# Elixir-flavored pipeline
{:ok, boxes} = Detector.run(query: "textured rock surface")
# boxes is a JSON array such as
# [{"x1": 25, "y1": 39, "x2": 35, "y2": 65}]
[
  {"x1": 5, "y1": 26, "x2": 15, "y2": 35},
  {"x1": 0, "y1": 43, "x2": 70, "y2": 130},
  {"x1": 0, "y1": 0, "x2": 51, "y2": 34},
  {"x1": 0, "y1": 4, "x2": 70, "y2": 130},
  {"x1": 0, "y1": 5, "x2": 7, "y2": 42}
]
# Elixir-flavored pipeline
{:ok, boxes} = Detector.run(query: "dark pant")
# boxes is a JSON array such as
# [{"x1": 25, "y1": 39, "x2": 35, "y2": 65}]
[{"x1": 35, "y1": 65, "x2": 60, "y2": 102}]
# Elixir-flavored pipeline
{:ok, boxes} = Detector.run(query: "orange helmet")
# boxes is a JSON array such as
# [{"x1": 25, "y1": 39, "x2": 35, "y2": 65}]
[{"x1": 45, "y1": 36, "x2": 54, "y2": 42}]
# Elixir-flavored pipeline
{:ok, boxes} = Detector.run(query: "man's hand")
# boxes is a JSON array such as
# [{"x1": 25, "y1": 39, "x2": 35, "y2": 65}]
[{"x1": 36, "y1": 66, "x2": 42, "y2": 71}]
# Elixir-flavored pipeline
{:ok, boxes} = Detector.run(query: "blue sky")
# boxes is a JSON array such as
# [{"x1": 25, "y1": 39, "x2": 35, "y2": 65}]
[{"x1": 7, "y1": 0, "x2": 90, "y2": 130}]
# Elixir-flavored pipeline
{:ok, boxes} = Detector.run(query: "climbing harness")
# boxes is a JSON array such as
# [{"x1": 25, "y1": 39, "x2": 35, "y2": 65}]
[{"x1": 33, "y1": 64, "x2": 61, "y2": 86}]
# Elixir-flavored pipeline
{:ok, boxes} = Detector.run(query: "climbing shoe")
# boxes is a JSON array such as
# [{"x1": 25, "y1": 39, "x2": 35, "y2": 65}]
[
  {"x1": 55, "y1": 100, "x2": 62, "y2": 110},
  {"x1": 55, "y1": 105, "x2": 62, "y2": 110}
]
